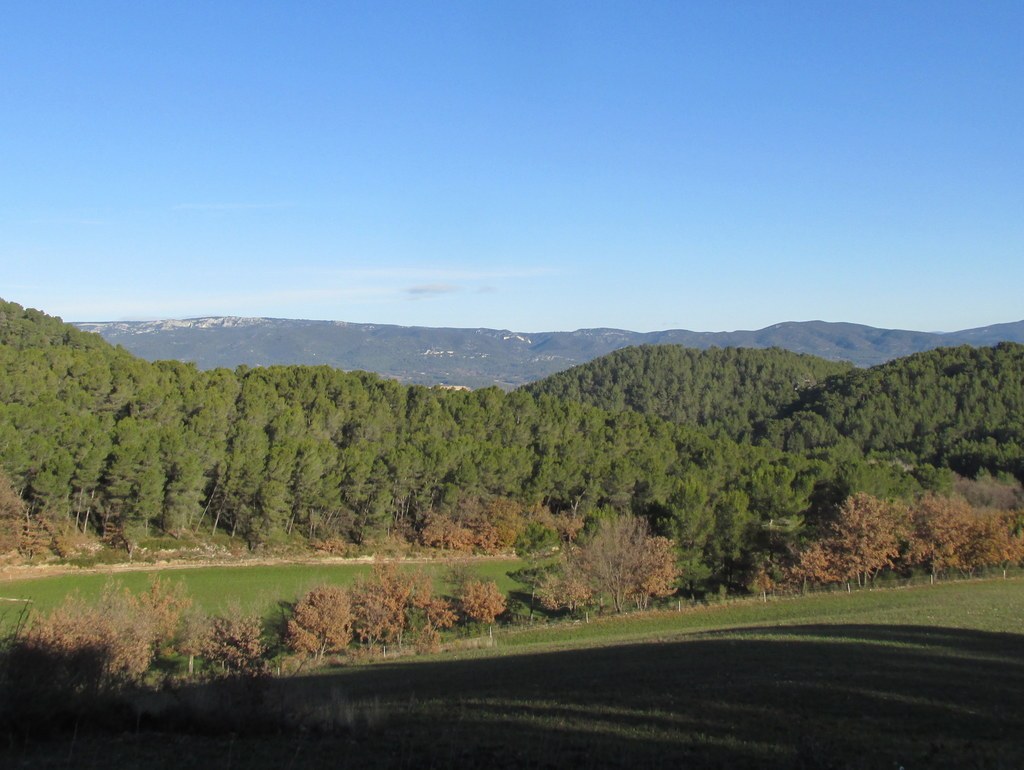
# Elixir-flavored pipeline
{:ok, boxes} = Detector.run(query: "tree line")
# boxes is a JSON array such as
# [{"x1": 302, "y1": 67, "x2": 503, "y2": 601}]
[
  {"x1": 2, "y1": 299, "x2": 1023, "y2": 597},
  {"x1": 8, "y1": 490, "x2": 1021, "y2": 717},
  {"x1": 789, "y1": 491, "x2": 1024, "y2": 592}
]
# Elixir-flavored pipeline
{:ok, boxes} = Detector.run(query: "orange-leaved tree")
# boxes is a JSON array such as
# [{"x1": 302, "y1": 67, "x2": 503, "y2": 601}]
[
  {"x1": 350, "y1": 563, "x2": 416, "y2": 655},
  {"x1": 287, "y1": 584, "x2": 353, "y2": 661},
  {"x1": 808, "y1": 493, "x2": 908, "y2": 589},
  {"x1": 629, "y1": 534, "x2": 677, "y2": 610},
  {"x1": 203, "y1": 603, "x2": 266, "y2": 676},
  {"x1": 538, "y1": 557, "x2": 592, "y2": 613},
  {"x1": 407, "y1": 569, "x2": 456, "y2": 651},
  {"x1": 908, "y1": 493, "x2": 973, "y2": 581},
  {"x1": 457, "y1": 579, "x2": 507, "y2": 629},
  {"x1": 0, "y1": 471, "x2": 26, "y2": 553}
]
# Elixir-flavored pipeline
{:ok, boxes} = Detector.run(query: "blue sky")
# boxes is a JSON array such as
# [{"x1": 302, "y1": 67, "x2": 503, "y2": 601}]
[{"x1": 2, "y1": 1, "x2": 1022, "y2": 333}]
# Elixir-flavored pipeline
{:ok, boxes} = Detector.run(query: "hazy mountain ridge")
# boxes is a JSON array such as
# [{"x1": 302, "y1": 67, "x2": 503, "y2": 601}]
[{"x1": 74, "y1": 316, "x2": 1024, "y2": 388}]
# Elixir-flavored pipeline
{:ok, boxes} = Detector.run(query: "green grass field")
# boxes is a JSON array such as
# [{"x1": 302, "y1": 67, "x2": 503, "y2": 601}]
[
  {"x1": 4, "y1": 574, "x2": 1023, "y2": 768},
  {"x1": 0, "y1": 557, "x2": 524, "y2": 627}
]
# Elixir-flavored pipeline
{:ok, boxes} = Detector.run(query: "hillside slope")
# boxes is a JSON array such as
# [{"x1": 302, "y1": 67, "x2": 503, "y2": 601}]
[
  {"x1": 524, "y1": 345, "x2": 853, "y2": 442},
  {"x1": 527, "y1": 340, "x2": 1024, "y2": 482},
  {"x1": 73, "y1": 315, "x2": 1024, "y2": 387}
]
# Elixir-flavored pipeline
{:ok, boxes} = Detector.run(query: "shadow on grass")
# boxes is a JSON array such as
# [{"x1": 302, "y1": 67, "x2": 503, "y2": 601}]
[{"x1": 6, "y1": 624, "x2": 1024, "y2": 768}]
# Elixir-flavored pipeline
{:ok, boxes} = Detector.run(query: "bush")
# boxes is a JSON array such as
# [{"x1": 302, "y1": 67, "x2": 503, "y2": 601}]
[
  {"x1": 203, "y1": 604, "x2": 267, "y2": 677},
  {"x1": 286, "y1": 584, "x2": 353, "y2": 661}
]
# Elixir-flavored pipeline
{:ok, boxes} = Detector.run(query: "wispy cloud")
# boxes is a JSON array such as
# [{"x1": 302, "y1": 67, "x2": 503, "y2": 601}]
[
  {"x1": 45, "y1": 263, "x2": 559, "y2": 322},
  {"x1": 406, "y1": 284, "x2": 460, "y2": 299}
]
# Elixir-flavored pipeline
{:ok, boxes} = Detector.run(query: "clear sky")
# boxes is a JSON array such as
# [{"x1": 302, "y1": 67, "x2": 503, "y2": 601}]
[{"x1": 2, "y1": 1, "x2": 1022, "y2": 333}]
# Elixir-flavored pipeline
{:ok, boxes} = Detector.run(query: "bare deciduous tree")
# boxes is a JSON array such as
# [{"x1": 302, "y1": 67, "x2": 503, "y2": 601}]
[{"x1": 572, "y1": 515, "x2": 678, "y2": 613}]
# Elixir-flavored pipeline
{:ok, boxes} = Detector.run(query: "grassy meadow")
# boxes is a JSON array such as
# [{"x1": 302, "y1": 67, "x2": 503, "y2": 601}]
[
  {"x1": 0, "y1": 557, "x2": 524, "y2": 628},
  {"x1": 2, "y1": 571, "x2": 1023, "y2": 769}
]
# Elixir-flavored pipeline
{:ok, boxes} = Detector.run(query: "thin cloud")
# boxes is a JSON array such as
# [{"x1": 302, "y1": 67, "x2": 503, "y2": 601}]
[
  {"x1": 43, "y1": 264, "x2": 557, "y2": 321},
  {"x1": 406, "y1": 284, "x2": 460, "y2": 299}
]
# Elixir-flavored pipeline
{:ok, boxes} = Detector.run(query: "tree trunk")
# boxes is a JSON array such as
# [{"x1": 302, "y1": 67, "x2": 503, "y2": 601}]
[{"x1": 194, "y1": 481, "x2": 219, "y2": 533}]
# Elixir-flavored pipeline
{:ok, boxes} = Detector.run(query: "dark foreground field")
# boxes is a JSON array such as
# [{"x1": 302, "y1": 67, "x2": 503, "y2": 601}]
[{"x1": 5, "y1": 582, "x2": 1024, "y2": 768}]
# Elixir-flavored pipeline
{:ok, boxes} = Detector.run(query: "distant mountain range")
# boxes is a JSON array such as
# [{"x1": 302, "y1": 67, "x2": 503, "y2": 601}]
[{"x1": 74, "y1": 317, "x2": 1024, "y2": 388}]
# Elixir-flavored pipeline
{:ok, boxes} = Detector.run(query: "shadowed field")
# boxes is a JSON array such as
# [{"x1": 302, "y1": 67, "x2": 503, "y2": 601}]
[{"x1": 6, "y1": 590, "x2": 1024, "y2": 768}]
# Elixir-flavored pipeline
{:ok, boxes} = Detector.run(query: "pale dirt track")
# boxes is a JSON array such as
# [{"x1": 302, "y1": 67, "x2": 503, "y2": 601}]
[{"x1": 0, "y1": 551, "x2": 513, "y2": 583}]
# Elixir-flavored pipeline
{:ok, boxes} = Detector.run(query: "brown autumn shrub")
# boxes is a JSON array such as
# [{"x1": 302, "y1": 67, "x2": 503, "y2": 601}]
[
  {"x1": 139, "y1": 575, "x2": 192, "y2": 650},
  {"x1": 203, "y1": 604, "x2": 267, "y2": 676},
  {"x1": 552, "y1": 510, "x2": 585, "y2": 543},
  {"x1": 16, "y1": 583, "x2": 157, "y2": 697},
  {"x1": 483, "y1": 498, "x2": 528, "y2": 550},
  {"x1": 630, "y1": 535, "x2": 677, "y2": 609},
  {"x1": 420, "y1": 512, "x2": 475, "y2": 551},
  {"x1": 287, "y1": 584, "x2": 353, "y2": 661},
  {"x1": 792, "y1": 493, "x2": 908, "y2": 589},
  {"x1": 961, "y1": 507, "x2": 1023, "y2": 576},
  {"x1": 785, "y1": 540, "x2": 838, "y2": 590},
  {"x1": 470, "y1": 520, "x2": 502, "y2": 553},
  {"x1": 407, "y1": 570, "x2": 456, "y2": 652},
  {"x1": 537, "y1": 558, "x2": 592, "y2": 613},
  {"x1": 457, "y1": 579, "x2": 507, "y2": 626},
  {"x1": 350, "y1": 563, "x2": 415, "y2": 654},
  {"x1": 177, "y1": 606, "x2": 212, "y2": 677},
  {"x1": 0, "y1": 473, "x2": 26, "y2": 554}
]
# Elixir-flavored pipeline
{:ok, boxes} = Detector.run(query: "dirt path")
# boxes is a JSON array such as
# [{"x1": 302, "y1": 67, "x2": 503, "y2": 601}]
[{"x1": 0, "y1": 551, "x2": 515, "y2": 583}]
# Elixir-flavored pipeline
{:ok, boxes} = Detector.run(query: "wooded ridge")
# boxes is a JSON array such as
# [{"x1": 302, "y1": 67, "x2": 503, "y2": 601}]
[
  {"x1": 1, "y1": 298, "x2": 1022, "y2": 598},
  {"x1": 74, "y1": 314, "x2": 1024, "y2": 388}
]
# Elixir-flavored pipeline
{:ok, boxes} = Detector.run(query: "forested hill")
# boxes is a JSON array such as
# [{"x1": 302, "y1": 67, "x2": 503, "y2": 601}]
[
  {"x1": 7, "y1": 297, "x2": 1024, "y2": 599},
  {"x1": 0, "y1": 298, "x2": 936, "y2": 573},
  {"x1": 74, "y1": 314, "x2": 1024, "y2": 388},
  {"x1": 0, "y1": 302, "x2": 112, "y2": 353},
  {"x1": 526, "y1": 342, "x2": 1024, "y2": 483},
  {"x1": 523, "y1": 346, "x2": 853, "y2": 442},
  {"x1": 767, "y1": 343, "x2": 1024, "y2": 479}
]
